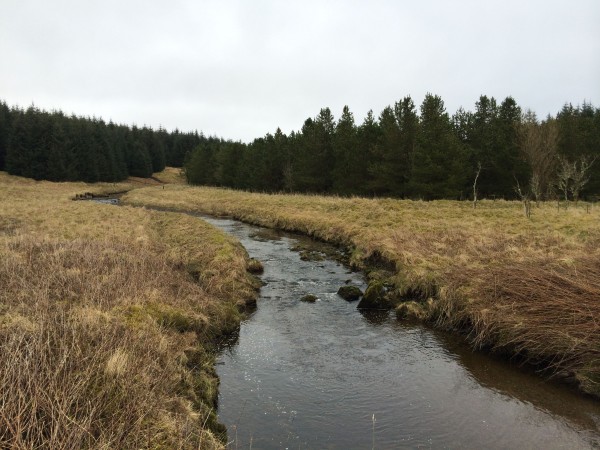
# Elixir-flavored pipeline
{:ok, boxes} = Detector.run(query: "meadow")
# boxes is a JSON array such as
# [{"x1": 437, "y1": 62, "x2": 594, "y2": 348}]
[
  {"x1": 0, "y1": 172, "x2": 258, "y2": 449},
  {"x1": 124, "y1": 184, "x2": 600, "y2": 397}
]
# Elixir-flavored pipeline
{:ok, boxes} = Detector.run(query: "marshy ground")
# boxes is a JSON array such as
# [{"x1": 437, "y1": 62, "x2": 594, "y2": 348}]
[{"x1": 1, "y1": 168, "x2": 599, "y2": 448}]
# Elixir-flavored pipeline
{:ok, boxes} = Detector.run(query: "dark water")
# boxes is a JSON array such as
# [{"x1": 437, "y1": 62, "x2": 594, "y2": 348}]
[{"x1": 201, "y1": 216, "x2": 600, "y2": 450}]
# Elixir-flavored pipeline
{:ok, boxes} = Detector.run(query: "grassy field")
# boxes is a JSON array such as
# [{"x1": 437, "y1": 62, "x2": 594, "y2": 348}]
[
  {"x1": 0, "y1": 172, "x2": 259, "y2": 449},
  {"x1": 124, "y1": 184, "x2": 600, "y2": 397}
]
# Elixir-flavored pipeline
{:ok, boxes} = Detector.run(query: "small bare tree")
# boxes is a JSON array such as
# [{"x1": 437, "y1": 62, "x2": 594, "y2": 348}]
[
  {"x1": 472, "y1": 161, "x2": 482, "y2": 209},
  {"x1": 570, "y1": 155, "x2": 596, "y2": 205},
  {"x1": 518, "y1": 113, "x2": 558, "y2": 202},
  {"x1": 556, "y1": 156, "x2": 574, "y2": 207},
  {"x1": 530, "y1": 172, "x2": 543, "y2": 206},
  {"x1": 514, "y1": 177, "x2": 532, "y2": 219}
]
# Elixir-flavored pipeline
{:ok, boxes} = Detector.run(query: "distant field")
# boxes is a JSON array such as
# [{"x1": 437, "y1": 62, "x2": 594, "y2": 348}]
[
  {"x1": 0, "y1": 172, "x2": 257, "y2": 449},
  {"x1": 124, "y1": 184, "x2": 600, "y2": 397}
]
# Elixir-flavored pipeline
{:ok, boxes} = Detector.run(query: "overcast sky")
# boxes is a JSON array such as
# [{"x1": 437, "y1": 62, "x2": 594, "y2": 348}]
[{"x1": 1, "y1": 0, "x2": 598, "y2": 142}]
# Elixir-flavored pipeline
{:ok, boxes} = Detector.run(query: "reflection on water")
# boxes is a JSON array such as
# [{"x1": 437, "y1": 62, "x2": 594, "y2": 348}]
[
  {"x1": 359, "y1": 309, "x2": 390, "y2": 326},
  {"x1": 431, "y1": 328, "x2": 600, "y2": 434},
  {"x1": 196, "y1": 214, "x2": 600, "y2": 449}
]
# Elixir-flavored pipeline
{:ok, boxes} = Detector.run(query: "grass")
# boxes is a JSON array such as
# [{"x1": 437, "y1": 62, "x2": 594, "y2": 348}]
[
  {"x1": 123, "y1": 184, "x2": 600, "y2": 397},
  {"x1": 151, "y1": 167, "x2": 186, "y2": 185},
  {"x1": 0, "y1": 172, "x2": 259, "y2": 448}
]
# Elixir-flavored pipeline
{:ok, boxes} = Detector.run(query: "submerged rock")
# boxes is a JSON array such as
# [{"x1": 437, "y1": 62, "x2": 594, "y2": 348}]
[
  {"x1": 300, "y1": 294, "x2": 318, "y2": 303},
  {"x1": 357, "y1": 281, "x2": 391, "y2": 310},
  {"x1": 337, "y1": 285, "x2": 363, "y2": 301},
  {"x1": 299, "y1": 250, "x2": 324, "y2": 262}
]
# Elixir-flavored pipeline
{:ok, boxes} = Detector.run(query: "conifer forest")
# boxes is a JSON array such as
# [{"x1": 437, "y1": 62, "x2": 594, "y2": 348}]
[{"x1": 1, "y1": 95, "x2": 599, "y2": 200}]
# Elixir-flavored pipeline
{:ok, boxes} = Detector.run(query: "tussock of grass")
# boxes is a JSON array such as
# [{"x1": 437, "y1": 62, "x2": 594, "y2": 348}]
[
  {"x1": 0, "y1": 172, "x2": 258, "y2": 448},
  {"x1": 124, "y1": 185, "x2": 600, "y2": 397}
]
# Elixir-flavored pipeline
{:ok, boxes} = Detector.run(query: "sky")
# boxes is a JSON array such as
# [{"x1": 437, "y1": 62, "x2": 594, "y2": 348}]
[{"x1": 1, "y1": 0, "x2": 599, "y2": 142}]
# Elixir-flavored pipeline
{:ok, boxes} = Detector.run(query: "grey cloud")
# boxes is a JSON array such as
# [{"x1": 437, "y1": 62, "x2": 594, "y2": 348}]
[{"x1": 1, "y1": 0, "x2": 598, "y2": 141}]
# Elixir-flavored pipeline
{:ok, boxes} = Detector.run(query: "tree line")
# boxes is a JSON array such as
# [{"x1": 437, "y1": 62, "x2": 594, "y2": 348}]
[
  {"x1": 186, "y1": 94, "x2": 600, "y2": 200},
  {"x1": 1, "y1": 95, "x2": 599, "y2": 200},
  {"x1": 0, "y1": 101, "x2": 208, "y2": 182}
]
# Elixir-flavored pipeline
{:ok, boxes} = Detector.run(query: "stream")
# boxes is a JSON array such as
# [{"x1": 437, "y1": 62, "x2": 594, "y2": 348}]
[{"x1": 196, "y1": 215, "x2": 600, "y2": 449}]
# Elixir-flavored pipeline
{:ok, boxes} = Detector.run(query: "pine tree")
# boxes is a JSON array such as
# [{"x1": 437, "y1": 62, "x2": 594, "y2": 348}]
[
  {"x1": 6, "y1": 106, "x2": 49, "y2": 180},
  {"x1": 495, "y1": 96, "x2": 527, "y2": 197},
  {"x1": 357, "y1": 110, "x2": 381, "y2": 196},
  {"x1": 367, "y1": 106, "x2": 399, "y2": 195},
  {"x1": 394, "y1": 96, "x2": 419, "y2": 196},
  {"x1": 294, "y1": 108, "x2": 335, "y2": 192},
  {"x1": 332, "y1": 105, "x2": 362, "y2": 195},
  {"x1": 214, "y1": 140, "x2": 244, "y2": 188},
  {"x1": 0, "y1": 101, "x2": 11, "y2": 171},
  {"x1": 410, "y1": 94, "x2": 469, "y2": 199},
  {"x1": 45, "y1": 113, "x2": 74, "y2": 181},
  {"x1": 142, "y1": 126, "x2": 166, "y2": 173}
]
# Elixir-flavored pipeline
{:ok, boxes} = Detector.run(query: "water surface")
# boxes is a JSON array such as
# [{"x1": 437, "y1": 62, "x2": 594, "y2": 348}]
[{"x1": 201, "y1": 216, "x2": 600, "y2": 449}]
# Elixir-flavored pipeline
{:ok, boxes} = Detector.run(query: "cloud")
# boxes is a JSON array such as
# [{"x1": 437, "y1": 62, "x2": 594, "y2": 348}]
[{"x1": 1, "y1": 0, "x2": 598, "y2": 141}]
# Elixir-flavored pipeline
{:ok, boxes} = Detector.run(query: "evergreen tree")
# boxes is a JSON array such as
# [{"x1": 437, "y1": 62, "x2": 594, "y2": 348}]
[
  {"x1": 214, "y1": 140, "x2": 244, "y2": 188},
  {"x1": 332, "y1": 106, "x2": 362, "y2": 195},
  {"x1": 106, "y1": 122, "x2": 129, "y2": 181},
  {"x1": 468, "y1": 95, "x2": 498, "y2": 197},
  {"x1": 367, "y1": 106, "x2": 399, "y2": 195},
  {"x1": 45, "y1": 113, "x2": 76, "y2": 181},
  {"x1": 294, "y1": 108, "x2": 335, "y2": 192},
  {"x1": 184, "y1": 140, "x2": 217, "y2": 185},
  {"x1": 410, "y1": 94, "x2": 469, "y2": 199},
  {"x1": 0, "y1": 101, "x2": 11, "y2": 171},
  {"x1": 127, "y1": 126, "x2": 153, "y2": 178},
  {"x1": 366, "y1": 98, "x2": 417, "y2": 197},
  {"x1": 357, "y1": 110, "x2": 381, "y2": 196},
  {"x1": 557, "y1": 102, "x2": 600, "y2": 195},
  {"x1": 142, "y1": 126, "x2": 166, "y2": 173},
  {"x1": 254, "y1": 128, "x2": 288, "y2": 192},
  {"x1": 6, "y1": 106, "x2": 50, "y2": 180},
  {"x1": 394, "y1": 96, "x2": 419, "y2": 196},
  {"x1": 495, "y1": 96, "x2": 527, "y2": 197}
]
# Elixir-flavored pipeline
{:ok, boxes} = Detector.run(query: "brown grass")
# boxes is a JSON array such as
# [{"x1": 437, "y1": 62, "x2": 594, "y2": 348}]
[
  {"x1": 123, "y1": 185, "x2": 600, "y2": 397},
  {"x1": 0, "y1": 172, "x2": 258, "y2": 448},
  {"x1": 152, "y1": 167, "x2": 186, "y2": 185}
]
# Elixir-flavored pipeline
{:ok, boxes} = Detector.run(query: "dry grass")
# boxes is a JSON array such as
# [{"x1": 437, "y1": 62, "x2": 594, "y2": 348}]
[
  {"x1": 124, "y1": 185, "x2": 600, "y2": 396},
  {"x1": 152, "y1": 167, "x2": 186, "y2": 185},
  {"x1": 0, "y1": 172, "x2": 258, "y2": 448}
]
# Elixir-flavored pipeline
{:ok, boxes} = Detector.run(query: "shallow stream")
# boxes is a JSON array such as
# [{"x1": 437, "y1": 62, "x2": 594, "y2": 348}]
[{"x1": 198, "y1": 215, "x2": 600, "y2": 449}]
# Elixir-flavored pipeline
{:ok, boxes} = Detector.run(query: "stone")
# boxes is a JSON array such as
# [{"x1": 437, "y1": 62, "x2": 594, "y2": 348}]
[
  {"x1": 356, "y1": 281, "x2": 391, "y2": 310},
  {"x1": 337, "y1": 285, "x2": 363, "y2": 301},
  {"x1": 300, "y1": 294, "x2": 318, "y2": 303}
]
